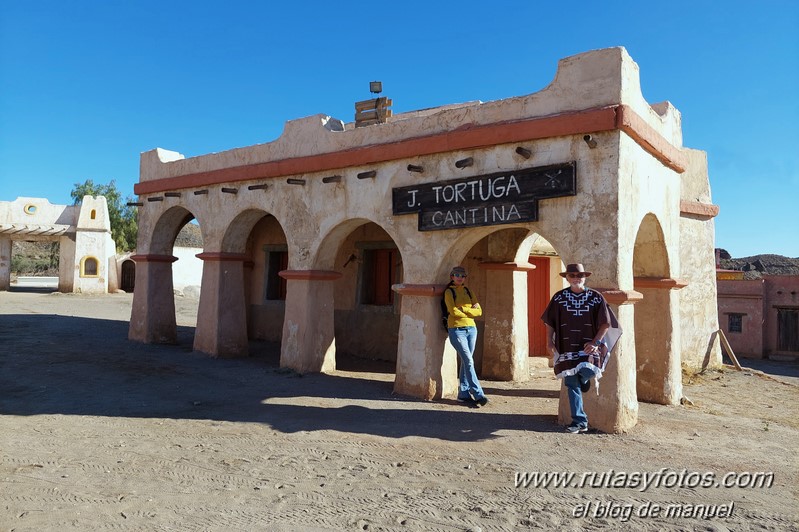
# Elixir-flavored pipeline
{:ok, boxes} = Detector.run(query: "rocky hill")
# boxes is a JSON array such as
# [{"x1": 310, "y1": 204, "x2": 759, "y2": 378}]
[
  {"x1": 718, "y1": 250, "x2": 799, "y2": 278},
  {"x1": 11, "y1": 241, "x2": 59, "y2": 276}
]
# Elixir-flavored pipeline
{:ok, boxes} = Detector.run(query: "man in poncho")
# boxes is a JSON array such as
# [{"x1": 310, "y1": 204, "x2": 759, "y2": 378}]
[{"x1": 541, "y1": 263, "x2": 622, "y2": 433}]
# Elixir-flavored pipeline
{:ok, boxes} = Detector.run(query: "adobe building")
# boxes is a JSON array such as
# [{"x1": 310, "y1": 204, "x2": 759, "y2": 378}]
[
  {"x1": 129, "y1": 47, "x2": 721, "y2": 433},
  {"x1": 0, "y1": 196, "x2": 116, "y2": 293},
  {"x1": 717, "y1": 276, "x2": 799, "y2": 359}
]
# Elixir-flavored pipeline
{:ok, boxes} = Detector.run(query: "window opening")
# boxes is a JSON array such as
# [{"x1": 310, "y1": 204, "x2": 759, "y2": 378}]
[
  {"x1": 264, "y1": 247, "x2": 288, "y2": 300},
  {"x1": 360, "y1": 247, "x2": 399, "y2": 306},
  {"x1": 728, "y1": 313, "x2": 743, "y2": 333}
]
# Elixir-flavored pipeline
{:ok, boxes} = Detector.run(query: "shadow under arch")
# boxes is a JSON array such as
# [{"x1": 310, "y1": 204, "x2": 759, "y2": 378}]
[
  {"x1": 632, "y1": 212, "x2": 681, "y2": 405},
  {"x1": 222, "y1": 209, "x2": 290, "y2": 355},
  {"x1": 437, "y1": 225, "x2": 564, "y2": 385},
  {"x1": 314, "y1": 218, "x2": 405, "y2": 376},
  {"x1": 518, "y1": 230, "x2": 566, "y2": 357}
]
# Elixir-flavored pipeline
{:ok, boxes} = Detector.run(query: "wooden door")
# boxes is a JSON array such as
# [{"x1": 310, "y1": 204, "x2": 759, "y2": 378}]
[
  {"x1": 527, "y1": 257, "x2": 550, "y2": 356},
  {"x1": 121, "y1": 260, "x2": 136, "y2": 293},
  {"x1": 777, "y1": 309, "x2": 799, "y2": 352}
]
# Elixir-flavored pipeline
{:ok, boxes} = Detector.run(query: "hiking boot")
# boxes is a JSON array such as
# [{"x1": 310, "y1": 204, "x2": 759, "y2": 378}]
[
  {"x1": 579, "y1": 378, "x2": 591, "y2": 393},
  {"x1": 565, "y1": 422, "x2": 588, "y2": 434}
]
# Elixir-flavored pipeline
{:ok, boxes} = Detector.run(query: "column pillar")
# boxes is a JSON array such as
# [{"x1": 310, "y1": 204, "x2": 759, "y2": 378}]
[
  {"x1": 478, "y1": 262, "x2": 534, "y2": 381},
  {"x1": 0, "y1": 237, "x2": 10, "y2": 291},
  {"x1": 128, "y1": 254, "x2": 178, "y2": 344},
  {"x1": 633, "y1": 277, "x2": 688, "y2": 405},
  {"x1": 193, "y1": 252, "x2": 249, "y2": 358},
  {"x1": 392, "y1": 284, "x2": 458, "y2": 400},
  {"x1": 557, "y1": 289, "x2": 642, "y2": 433},
  {"x1": 279, "y1": 270, "x2": 341, "y2": 373}
]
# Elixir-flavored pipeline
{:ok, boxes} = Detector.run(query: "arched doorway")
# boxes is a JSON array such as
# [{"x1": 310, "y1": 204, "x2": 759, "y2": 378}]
[
  {"x1": 129, "y1": 206, "x2": 203, "y2": 346},
  {"x1": 242, "y1": 213, "x2": 289, "y2": 361},
  {"x1": 332, "y1": 222, "x2": 403, "y2": 374},
  {"x1": 633, "y1": 213, "x2": 680, "y2": 404},
  {"x1": 522, "y1": 233, "x2": 565, "y2": 357},
  {"x1": 120, "y1": 259, "x2": 136, "y2": 292}
]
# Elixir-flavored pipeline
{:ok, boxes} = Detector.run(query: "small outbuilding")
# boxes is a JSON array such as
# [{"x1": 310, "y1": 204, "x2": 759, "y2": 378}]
[{"x1": 0, "y1": 196, "x2": 116, "y2": 294}]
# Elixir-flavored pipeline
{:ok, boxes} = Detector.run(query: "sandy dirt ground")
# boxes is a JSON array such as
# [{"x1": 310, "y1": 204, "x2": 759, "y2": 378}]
[{"x1": 1, "y1": 290, "x2": 797, "y2": 531}]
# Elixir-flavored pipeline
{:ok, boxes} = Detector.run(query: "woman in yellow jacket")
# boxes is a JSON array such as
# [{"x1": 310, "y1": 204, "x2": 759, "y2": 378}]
[{"x1": 445, "y1": 266, "x2": 488, "y2": 406}]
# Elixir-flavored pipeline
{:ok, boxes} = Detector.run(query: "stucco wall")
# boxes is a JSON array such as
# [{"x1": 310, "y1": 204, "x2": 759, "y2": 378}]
[
  {"x1": 763, "y1": 275, "x2": 799, "y2": 356},
  {"x1": 717, "y1": 279, "x2": 764, "y2": 358},
  {"x1": 679, "y1": 149, "x2": 721, "y2": 370},
  {"x1": 246, "y1": 215, "x2": 288, "y2": 342},
  {"x1": 172, "y1": 246, "x2": 203, "y2": 295},
  {"x1": 72, "y1": 196, "x2": 115, "y2": 294},
  {"x1": 333, "y1": 223, "x2": 402, "y2": 362}
]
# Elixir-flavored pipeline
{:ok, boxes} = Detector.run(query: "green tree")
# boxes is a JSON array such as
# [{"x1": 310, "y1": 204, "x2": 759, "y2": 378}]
[{"x1": 70, "y1": 179, "x2": 138, "y2": 252}]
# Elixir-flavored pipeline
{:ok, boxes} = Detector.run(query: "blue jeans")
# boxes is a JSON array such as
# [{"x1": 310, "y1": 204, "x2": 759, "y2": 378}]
[
  {"x1": 564, "y1": 366, "x2": 596, "y2": 426},
  {"x1": 448, "y1": 326, "x2": 485, "y2": 400}
]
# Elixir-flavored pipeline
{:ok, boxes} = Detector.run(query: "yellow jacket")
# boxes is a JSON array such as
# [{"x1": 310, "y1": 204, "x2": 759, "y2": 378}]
[{"x1": 445, "y1": 285, "x2": 482, "y2": 328}]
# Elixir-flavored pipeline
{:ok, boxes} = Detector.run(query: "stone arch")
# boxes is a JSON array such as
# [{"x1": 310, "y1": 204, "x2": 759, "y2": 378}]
[
  {"x1": 313, "y1": 217, "x2": 395, "y2": 270},
  {"x1": 519, "y1": 231, "x2": 566, "y2": 357},
  {"x1": 632, "y1": 213, "x2": 681, "y2": 404},
  {"x1": 432, "y1": 225, "x2": 551, "y2": 386},
  {"x1": 190, "y1": 208, "x2": 288, "y2": 358},
  {"x1": 129, "y1": 205, "x2": 204, "y2": 346},
  {"x1": 318, "y1": 218, "x2": 405, "y2": 374},
  {"x1": 278, "y1": 216, "x2": 406, "y2": 375},
  {"x1": 220, "y1": 209, "x2": 276, "y2": 253},
  {"x1": 148, "y1": 206, "x2": 199, "y2": 256},
  {"x1": 234, "y1": 210, "x2": 289, "y2": 348}
]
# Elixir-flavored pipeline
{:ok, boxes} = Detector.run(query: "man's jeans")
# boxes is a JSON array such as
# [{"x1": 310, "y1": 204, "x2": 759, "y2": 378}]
[
  {"x1": 564, "y1": 365, "x2": 597, "y2": 426},
  {"x1": 448, "y1": 326, "x2": 485, "y2": 400}
]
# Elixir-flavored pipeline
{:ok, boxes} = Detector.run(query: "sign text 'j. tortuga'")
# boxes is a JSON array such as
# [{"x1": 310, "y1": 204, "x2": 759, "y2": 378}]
[{"x1": 392, "y1": 162, "x2": 577, "y2": 231}]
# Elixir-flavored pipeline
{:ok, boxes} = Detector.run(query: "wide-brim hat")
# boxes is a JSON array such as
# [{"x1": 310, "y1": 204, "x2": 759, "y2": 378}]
[{"x1": 559, "y1": 263, "x2": 592, "y2": 278}]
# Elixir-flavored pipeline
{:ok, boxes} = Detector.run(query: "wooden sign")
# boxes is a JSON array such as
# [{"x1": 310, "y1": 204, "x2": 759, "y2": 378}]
[{"x1": 392, "y1": 162, "x2": 576, "y2": 231}]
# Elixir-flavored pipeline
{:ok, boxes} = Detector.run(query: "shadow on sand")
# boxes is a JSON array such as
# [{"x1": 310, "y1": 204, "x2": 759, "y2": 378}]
[
  {"x1": 0, "y1": 313, "x2": 559, "y2": 441},
  {"x1": 8, "y1": 285, "x2": 58, "y2": 294}
]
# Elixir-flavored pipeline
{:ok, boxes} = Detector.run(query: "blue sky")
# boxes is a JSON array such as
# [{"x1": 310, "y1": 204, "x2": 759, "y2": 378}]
[{"x1": 1, "y1": 1, "x2": 797, "y2": 258}]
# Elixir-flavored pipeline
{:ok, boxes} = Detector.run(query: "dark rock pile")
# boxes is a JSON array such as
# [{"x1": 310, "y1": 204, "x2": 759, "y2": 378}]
[{"x1": 718, "y1": 250, "x2": 799, "y2": 279}]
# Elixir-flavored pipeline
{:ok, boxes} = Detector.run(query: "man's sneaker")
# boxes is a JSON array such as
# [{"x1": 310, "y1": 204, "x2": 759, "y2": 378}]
[
  {"x1": 565, "y1": 422, "x2": 588, "y2": 433},
  {"x1": 476, "y1": 396, "x2": 489, "y2": 407},
  {"x1": 579, "y1": 378, "x2": 591, "y2": 393}
]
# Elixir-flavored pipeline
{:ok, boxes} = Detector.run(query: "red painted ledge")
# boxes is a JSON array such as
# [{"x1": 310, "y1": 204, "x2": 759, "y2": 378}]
[
  {"x1": 129, "y1": 254, "x2": 178, "y2": 263},
  {"x1": 680, "y1": 200, "x2": 720, "y2": 219},
  {"x1": 391, "y1": 283, "x2": 446, "y2": 296},
  {"x1": 278, "y1": 270, "x2": 342, "y2": 281},
  {"x1": 478, "y1": 261, "x2": 537, "y2": 271},
  {"x1": 195, "y1": 252, "x2": 249, "y2": 261},
  {"x1": 634, "y1": 277, "x2": 689, "y2": 290},
  {"x1": 592, "y1": 288, "x2": 644, "y2": 305}
]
